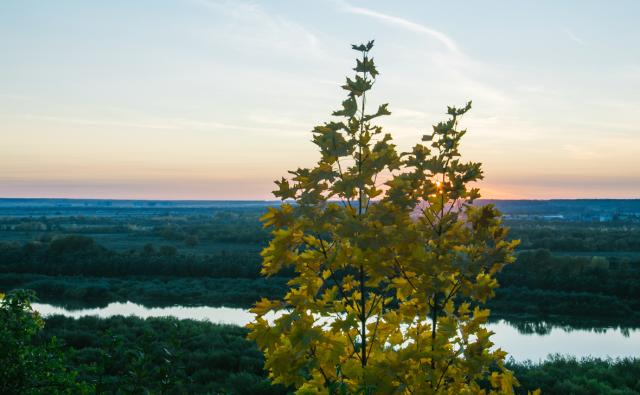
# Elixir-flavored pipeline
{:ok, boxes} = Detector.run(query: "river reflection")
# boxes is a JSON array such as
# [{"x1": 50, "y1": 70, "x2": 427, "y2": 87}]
[
  {"x1": 32, "y1": 302, "x2": 640, "y2": 362},
  {"x1": 498, "y1": 319, "x2": 635, "y2": 337},
  {"x1": 32, "y1": 302, "x2": 255, "y2": 325}
]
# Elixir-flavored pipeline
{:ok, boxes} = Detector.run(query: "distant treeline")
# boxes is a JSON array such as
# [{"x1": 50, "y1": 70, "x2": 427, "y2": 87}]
[
  {"x1": 0, "y1": 211, "x2": 269, "y2": 245},
  {"x1": 150, "y1": 211, "x2": 268, "y2": 244},
  {"x1": 1, "y1": 235, "x2": 640, "y2": 322},
  {"x1": 5, "y1": 209, "x2": 640, "y2": 253},
  {"x1": 498, "y1": 249, "x2": 640, "y2": 300},
  {"x1": 2, "y1": 197, "x2": 639, "y2": 215},
  {"x1": 490, "y1": 249, "x2": 640, "y2": 322},
  {"x1": 0, "y1": 235, "x2": 266, "y2": 278},
  {"x1": 509, "y1": 221, "x2": 640, "y2": 252},
  {"x1": 0, "y1": 273, "x2": 288, "y2": 308},
  {"x1": 3, "y1": 234, "x2": 639, "y2": 282}
]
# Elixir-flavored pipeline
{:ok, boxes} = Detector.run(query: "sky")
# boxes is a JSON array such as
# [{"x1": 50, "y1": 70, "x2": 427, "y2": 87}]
[{"x1": 1, "y1": 0, "x2": 639, "y2": 200}]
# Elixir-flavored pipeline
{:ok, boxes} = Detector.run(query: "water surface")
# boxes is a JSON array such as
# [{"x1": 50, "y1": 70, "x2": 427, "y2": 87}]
[{"x1": 33, "y1": 302, "x2": 640, "y2": 362}]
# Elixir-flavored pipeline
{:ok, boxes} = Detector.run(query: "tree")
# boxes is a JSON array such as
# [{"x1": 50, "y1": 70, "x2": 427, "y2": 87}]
[
  {"x1": 0, "y1": 290, "x2": 92, "y2": 394},
  {"x1": 160, "y1": 245, "x2": 178, "y2": 257},
  {"x1": 185, "y1": 235, "x2": 200, "y2": 247},
  {"x1": 143, "y1": 242, "x2": 156, "y2": 255},
  {"x1": 248, "y1": 41, "x2": 528, "y2": 394}
]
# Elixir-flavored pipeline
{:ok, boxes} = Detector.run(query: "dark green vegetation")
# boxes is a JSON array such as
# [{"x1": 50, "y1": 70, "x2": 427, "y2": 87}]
[
  {"x1": 26, "y1": 312, "x2": 640, "y2": 395},
  {"x1": 1, "y1": 220, "x2": 639, "y2": 324},
  {"x1": 42, "y1": 315, "x2": 285, "y2": 394},
  {"x1": 0, "y1": 273, "x2": 288, "y2": 308},
  {"x1": 42, "y1": 316, "x2": 640, "y2": 395},
  {"x1": 0, "y1": 234, "x2": 262, "y2": 277},
  {"x1": 0, "y1": 201, "x2": 269, "y2": 256},
  {"x1": 1, "y1": 199, "x2": 640, "y2": 392},
  {"x1": 1, "y1": 234, "x2": 639, "y2": 324},
  {"x1": 0, "y1": 203, "x2": 290, "y2": 308},
  {"x1": 1, "y1": 290, "x2": 282, "y2": 394},
  {"x1": 0, "y1": 290, "x2": 90, "y2": 394},
  {"x1": 2, "y1": 287, "x2": 640, "y2": 394},
  {"x1": 508, "y1": 356, "x2": 640, "y2": 395},
  {"x1": 491, "y1": 249, "x2": 640, "y2": 323},
  {"x1": 511, "y1": 221, "x2": 640, "y2": 252}
]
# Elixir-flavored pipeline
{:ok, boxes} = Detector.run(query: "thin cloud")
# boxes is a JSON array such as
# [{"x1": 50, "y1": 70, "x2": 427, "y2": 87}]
[
  {"x1": 16, "y1": 114, "x2": 303, "y2": 135},
  {"x1": 334, "y1": 1, "x2": 518, "y2": 138},
  {"x1": 565, "y1": 28, "x2": 587, "y2": 46},
  {"x1": 338, "y1": 2, "x2": 459, "y2": 54},
  {"x1": 563, "y1": 144, "x2": 602, "y2": 160},
  {"x1": 193, "y1": 0, "x2": 324, "y2": 59}
]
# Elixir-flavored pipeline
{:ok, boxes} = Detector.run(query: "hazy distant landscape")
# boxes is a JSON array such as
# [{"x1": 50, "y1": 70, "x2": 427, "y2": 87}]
[
  {"x1": 1, "y1": 198, "x2": 640, "y2": 393},
  {"x1": 2, "y1": 197, "x2": 639, "y2": 312}
]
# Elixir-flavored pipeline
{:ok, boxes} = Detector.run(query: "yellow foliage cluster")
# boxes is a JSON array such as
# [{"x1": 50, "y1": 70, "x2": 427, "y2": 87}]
[{"x1": 248, "y1": 41, "x2": 530, "y2": 395}]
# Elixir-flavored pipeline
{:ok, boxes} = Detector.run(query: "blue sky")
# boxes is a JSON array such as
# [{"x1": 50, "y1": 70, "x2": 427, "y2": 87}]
[{"x1": 1, "y1": 0, "x2": 639, "y2": 199}]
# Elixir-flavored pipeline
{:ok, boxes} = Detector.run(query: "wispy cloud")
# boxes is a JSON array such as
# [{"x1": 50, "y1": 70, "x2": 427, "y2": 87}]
[
  {"x1": 0, "y1": 93, "x2": 33, "y2": 101},
  {"x1": 192, "y1": 0, "x2": 324, "y2": 59},
  {"x1": 565, "y1": 28, "x2": 587, "y2": 46},
  {"x1": 334, "y1": 1, "x2": 515, "y2": 111},
  {"x1": 16, "y1": 114, "x2": 304, "y2": 135},
  {"x1": 338, "y1": 1, "x2": 459, "y2": 54},
  {"x1": 563, "y1": 143, "x2": 601, "y2": 160}
]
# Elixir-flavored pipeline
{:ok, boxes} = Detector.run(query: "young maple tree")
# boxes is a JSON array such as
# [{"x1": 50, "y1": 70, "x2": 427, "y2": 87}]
[{"x1": 248, "y1": 41, "x2": 527, "y2": 394}]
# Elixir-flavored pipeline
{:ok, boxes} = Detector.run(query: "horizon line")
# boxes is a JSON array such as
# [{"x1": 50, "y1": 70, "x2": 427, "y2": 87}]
[{"x1": 1, "y1": 196, "x2": 639, "y2": 202}]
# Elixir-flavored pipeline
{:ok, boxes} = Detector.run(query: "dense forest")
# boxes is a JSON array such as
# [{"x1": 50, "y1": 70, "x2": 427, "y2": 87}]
[
  {"x1": 0, "y1": 273, "x2": 289, "y2": 308},
  {"x1": 1, "y1": 231, "x2": 639, "y2": 323},
  {"x1": 510, "y1": 221, "x2": 640, "y2": 252},
  {"x1": 6, "y1": 300, "x2": 640, "y2": 395},
  {"x1": 42, "y1": 315, "x2": 283, "y2": 394},
  {"x1": 492, "y1": 249, "x2": 640, "y2": 323},
  {"x1": 39, "y1": 315, "x2": 640, "y2": 395},
  {"x1": 0, "y1": 235, "x2": 263, "y2": 278}
]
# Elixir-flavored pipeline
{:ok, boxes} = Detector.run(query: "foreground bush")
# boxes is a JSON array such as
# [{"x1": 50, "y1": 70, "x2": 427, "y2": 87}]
[{"x1": 0, "y1": 290, "x2": 91, "y2": 394}]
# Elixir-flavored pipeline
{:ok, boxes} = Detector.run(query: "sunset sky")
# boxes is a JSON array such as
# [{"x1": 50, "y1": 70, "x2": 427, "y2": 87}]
[{"x1": 1, "y1": 0, "x2": 639, "y2": 199}]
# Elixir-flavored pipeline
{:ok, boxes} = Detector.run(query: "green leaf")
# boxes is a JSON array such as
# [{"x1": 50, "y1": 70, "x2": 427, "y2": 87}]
[
  {"x1": 341, "y1": 75, "x2": 372, "y2": 96},
  {"x1": 351, "y1": 40, "x2": 374, "y2": 52},
  {"x1": 362, "y1": 103, "x2": 390, "y2": 121},
  {"x1": 354, "y1": 57, "x2": 379, "y2": 78},
  {"x1": 332, "y1": 97, "x2": 358, "y2": 117}
]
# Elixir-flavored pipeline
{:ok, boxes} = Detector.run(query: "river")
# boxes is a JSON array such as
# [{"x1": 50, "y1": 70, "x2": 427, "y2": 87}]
[{"x1": 32, "y1": 302, "x2": 640, "y2": 362}]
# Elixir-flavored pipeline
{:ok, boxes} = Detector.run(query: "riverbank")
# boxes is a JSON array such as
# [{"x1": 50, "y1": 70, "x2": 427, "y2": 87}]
[
  {"x1": 32, "y1": 301, "x2": 640, "y2": 362},
  {"x1": 0, "y1": 273, "x2": 289, "y2": 308},
  {"x1": 39, "y1": 315, "x2": 640, "y2": 395},
  {"x1": 3, "y1": 272, "x2": 639, "y2": 327}
]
